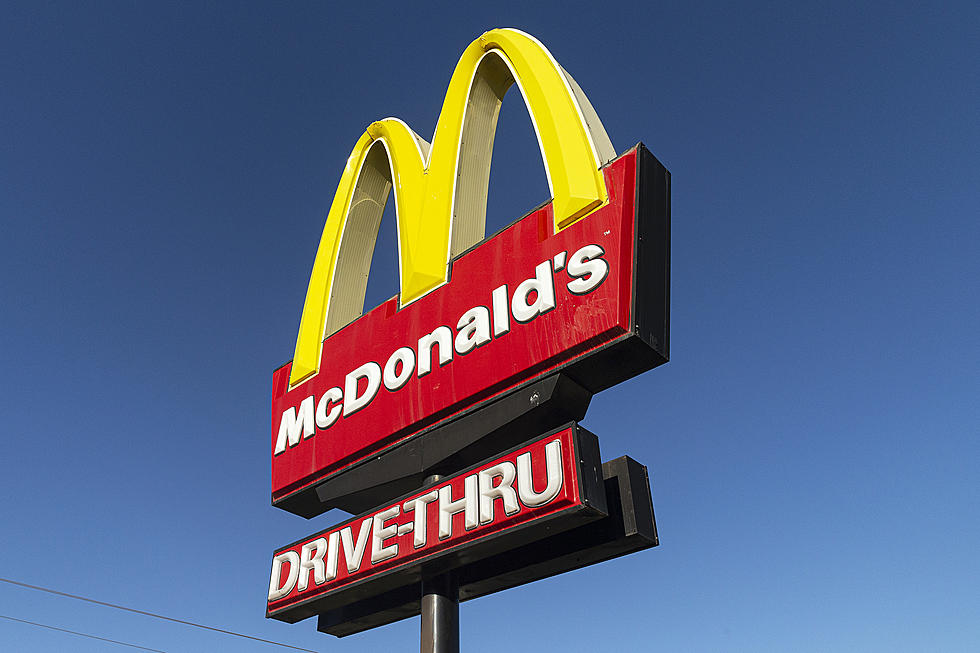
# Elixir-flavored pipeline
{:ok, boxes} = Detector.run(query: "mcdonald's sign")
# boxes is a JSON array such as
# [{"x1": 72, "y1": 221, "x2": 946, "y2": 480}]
[{"x1": 271, "y1": 29, "x2": 669, "y2": 517}]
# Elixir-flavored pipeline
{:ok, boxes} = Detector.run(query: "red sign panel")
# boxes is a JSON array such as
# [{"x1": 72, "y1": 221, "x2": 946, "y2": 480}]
[
  {"x1": 266, "y1": 425, "x2": 605, "y2": 623},
  {"x1": 271, "y1": 146, "x2": 667, "y2": 510}
]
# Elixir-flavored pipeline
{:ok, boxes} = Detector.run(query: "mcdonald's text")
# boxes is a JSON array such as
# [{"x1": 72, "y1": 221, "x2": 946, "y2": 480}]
[{"x1": 274, "y1": 243, "x2": 606, "y2": 456}]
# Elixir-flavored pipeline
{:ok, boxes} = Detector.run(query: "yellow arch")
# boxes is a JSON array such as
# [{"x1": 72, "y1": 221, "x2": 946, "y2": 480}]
[{"x1": 290, "y1": 28, "x2": 615, "y2": 386}]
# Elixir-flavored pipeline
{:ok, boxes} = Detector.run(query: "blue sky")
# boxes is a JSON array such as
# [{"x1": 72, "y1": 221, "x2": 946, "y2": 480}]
[{"x1": 1, "y1": 1, "x2": 977, "y2": 651}]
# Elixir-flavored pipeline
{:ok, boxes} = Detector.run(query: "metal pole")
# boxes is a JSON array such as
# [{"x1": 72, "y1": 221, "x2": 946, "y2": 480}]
[{"x1": 421, "y1": 475, "x2": 459, "y2": 653}]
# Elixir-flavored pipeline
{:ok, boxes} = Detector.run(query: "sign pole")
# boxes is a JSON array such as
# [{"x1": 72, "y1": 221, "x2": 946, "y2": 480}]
[{"x1": 420, "y1": 474, "x2": 459, "y2": 653}]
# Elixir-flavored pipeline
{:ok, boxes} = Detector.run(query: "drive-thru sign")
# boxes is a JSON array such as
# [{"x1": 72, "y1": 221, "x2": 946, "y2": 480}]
[{"x1": 267, "y1": 28, "x2": 669, "y2": 642}]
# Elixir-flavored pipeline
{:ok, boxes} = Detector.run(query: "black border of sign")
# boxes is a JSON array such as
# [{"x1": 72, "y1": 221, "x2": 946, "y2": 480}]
[
  {"x1": 267, "y1": 422, "x2": 607, "y2": 624},
  {"x1": 274, "y1": 144, "x2": 670, "y2": 519}
]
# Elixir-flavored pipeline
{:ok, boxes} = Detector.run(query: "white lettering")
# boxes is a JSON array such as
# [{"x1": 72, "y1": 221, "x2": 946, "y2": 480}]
[
  {"x1": 340, "y1": 517, "x2": 373, "y2": 573},
  {"x1": 417, "y1": 326, "x2": 453, "y2": 377},
  {"x1": 383, "y1": 347, "x2": 416, "y2": 391},
  {"x1": 454, "y1": 306, "x2": 492, "y2": 355},
  {"x1": 438, "y1": 475, "x2": 479, "y2": 539},
  {"x1": 315, "y1": 387, "x2": 343, "y2": 429},
  {"x1": 343, "y1": 362, "x2": 382, "y2": 416},
  {"x1": 511, "y1": 260, "x2": 556, "y2": 323},
  {"x1": 491, "y1": 284, "x2": 510, "y2": 337},
  {"x1": 516, "y1": 439, "x2": 563, "y2": 507},
  {"x1": 267, "y1": 551, "x2": 300, "y2": 601},
  {"x1": 276, "y1": 246, "x2": 615, "y2": 456},
  {"x1": 566, "y1": 244, "x2": 608, "y2": 295},
  {"x1": 370, "y1": 506, "x2": 401, "y2": 564},
  {"x1": 297, "y1": 538, "x2": 328, "y2": 591},
  {"x1": 323, "y1": 531, "x2": 339, "y2": 583},
  {"x1": 553, "y1": 250, "x2": 567, "y2": 271},
  {"x1": 478, "y1": 461, "x2": 520, "y2": 524},
  {"x1": 404, "y1": 490, "x2": 438, "y2": 549},
  {"x1": 274, "y1": 396, "x2": 315, "y2": 455}
]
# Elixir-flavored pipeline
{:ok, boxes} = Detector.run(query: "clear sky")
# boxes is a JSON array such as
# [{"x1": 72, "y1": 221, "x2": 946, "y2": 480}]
[{"x1": 1, "y1": 1, "x2": 977, "y2": 651}]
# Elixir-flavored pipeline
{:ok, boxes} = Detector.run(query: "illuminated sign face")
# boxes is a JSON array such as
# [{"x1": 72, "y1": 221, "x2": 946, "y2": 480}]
[
  {"x1": 267, "y1": 425, "x2": 607, "y2": 624},
  {"x1": 270, "y1": 29, "x2": 669, "y2": 514}
]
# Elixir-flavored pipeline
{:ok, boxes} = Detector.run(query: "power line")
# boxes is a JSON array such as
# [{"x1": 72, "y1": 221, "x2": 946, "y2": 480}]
[
  {"x1": 0, "y1": 577, "x2": 317, "y2": 653},
  {"x1": 0, "y1": 613, "x2": 168, "y2": 652}
]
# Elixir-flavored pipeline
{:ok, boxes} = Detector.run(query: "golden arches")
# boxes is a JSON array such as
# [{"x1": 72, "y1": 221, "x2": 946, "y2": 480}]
[{"x1": 289, "y1": 29, "x2": 615, "y2": 385}]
